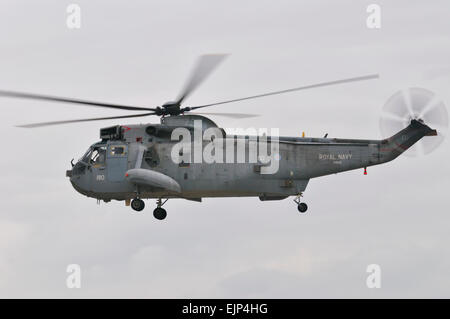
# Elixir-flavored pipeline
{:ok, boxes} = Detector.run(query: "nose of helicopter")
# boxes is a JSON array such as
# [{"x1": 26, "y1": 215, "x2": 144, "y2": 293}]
[{"x1": 66, "y1": 162, "x2": 90, "y2": 196}]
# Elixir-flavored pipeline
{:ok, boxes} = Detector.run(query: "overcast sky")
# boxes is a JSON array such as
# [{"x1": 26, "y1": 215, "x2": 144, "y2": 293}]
[{"x1": 0, "y1": 0, "x2": 449, "y2": 298}]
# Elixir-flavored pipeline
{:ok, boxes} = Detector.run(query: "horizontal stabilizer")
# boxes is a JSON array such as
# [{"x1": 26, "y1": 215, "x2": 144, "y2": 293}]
[{"x1": 425, "y1": 129, "x2": 438, "y2": 136}]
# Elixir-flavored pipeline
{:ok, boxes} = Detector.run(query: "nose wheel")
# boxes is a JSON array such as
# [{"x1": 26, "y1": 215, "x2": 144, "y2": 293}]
[
  {"x1": 131, "y1": 198, "x2": 145, "y2": 212},
  {"x1": 153, "y1": 198, "x2": 168, "y2": 220},
  {"x1": 294, "y1": 194, "x2": 308, "y2": 214}
]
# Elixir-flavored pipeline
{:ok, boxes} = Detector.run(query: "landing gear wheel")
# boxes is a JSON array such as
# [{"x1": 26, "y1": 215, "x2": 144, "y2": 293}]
[
  {"x1": 153, "y1": 207, "x2": 167, "y2": 220},
  {"x1": 297, "y1": 202, "x2": 308, "y2": 213},
  {"x1": 131, "y1": 198, "x2": 145, "y2": 212}
]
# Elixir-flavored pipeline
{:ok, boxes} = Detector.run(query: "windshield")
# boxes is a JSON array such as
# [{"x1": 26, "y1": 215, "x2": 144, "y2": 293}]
[
  {"x1": 79, "y1": 143, "x2": 107, "y2": 164},
  {"x1": 80, "y1": 149, "x2": 92, "y2": 163}
]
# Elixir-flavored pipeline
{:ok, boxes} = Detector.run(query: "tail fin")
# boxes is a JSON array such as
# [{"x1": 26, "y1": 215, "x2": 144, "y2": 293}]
[{"x1": 380, "y1": 119, "x2": 437, "y2": 160}]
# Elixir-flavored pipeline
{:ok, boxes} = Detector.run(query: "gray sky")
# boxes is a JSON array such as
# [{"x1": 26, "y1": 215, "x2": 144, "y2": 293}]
[{"x1": 0, "y1": 0, "x2": 449, "y2": 298}]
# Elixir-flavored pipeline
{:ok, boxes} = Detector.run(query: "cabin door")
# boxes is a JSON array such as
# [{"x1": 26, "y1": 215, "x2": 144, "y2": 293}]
[{"x1": 106, "y1": 144, "x2": 129, "y2": 182}]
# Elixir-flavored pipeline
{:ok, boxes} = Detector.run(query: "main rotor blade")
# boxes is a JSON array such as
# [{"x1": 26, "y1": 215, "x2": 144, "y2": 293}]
[
  {"x1": 188, "y1": 112, "x2": 259, "y2": 119},
  {"x1": 16, "y1": 112, "x2": 155, "y2": 128},
  {"x1": 189, "y1": 74, "x2": 379, "y2": 110},
  {"x1": 0, "y1": 90, "x2": 156, "y2": 111},
  {"x1": 176, "y1": 54, "x2": 228, "y2": 105}
]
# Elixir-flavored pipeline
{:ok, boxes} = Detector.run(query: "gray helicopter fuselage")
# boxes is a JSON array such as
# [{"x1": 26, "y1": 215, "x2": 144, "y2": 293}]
[{"x1": 67, "y1": 115, "x2": 435, "y2": 202}]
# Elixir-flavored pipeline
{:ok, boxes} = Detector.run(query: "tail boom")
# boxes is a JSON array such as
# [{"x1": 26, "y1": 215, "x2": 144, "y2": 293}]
[
  {"x1": 294, "y1": 119, "x2": 437, "y2": 179},
  {"x1": 379, "y1": 119, "x2": 437, "y2": 162}
]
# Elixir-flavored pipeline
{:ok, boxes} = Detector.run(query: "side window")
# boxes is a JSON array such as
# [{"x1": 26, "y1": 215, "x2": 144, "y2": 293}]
[
  {"x1": 90, "y1": 146, "x2": 106, "y2": 166},
  {"x1": 110, "y1": 145, "x2": 126, "y2": 156},
  {"x1": 144, "y1": 147, "x2": 160, "y2": 167}
]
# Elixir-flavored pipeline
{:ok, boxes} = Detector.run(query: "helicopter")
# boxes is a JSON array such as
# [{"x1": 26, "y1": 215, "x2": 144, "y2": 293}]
[{"x1": 0, "y1": 55, "x2": 446, "y2": 220}]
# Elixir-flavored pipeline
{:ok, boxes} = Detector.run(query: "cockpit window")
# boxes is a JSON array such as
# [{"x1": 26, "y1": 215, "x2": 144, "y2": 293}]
[
  {"x1": 80, "y1": 149, "x2": 92, "y2": 163},
  {"x1": 79, "y1": 143, "x2": 107, "y2": 164},
  {"x1": 90, "y1": 146, "x2": 106, "y2": 165}
]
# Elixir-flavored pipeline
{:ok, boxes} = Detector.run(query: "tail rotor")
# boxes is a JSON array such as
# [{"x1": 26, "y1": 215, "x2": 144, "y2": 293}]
[{"x1": 379, "y1": 88, "x2": 448, "y2": 156}]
